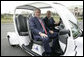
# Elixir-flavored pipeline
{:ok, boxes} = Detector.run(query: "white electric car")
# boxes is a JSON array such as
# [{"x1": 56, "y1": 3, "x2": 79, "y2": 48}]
[{"x1": 7, "y1": 2, "x2": 83, "y2": 56}]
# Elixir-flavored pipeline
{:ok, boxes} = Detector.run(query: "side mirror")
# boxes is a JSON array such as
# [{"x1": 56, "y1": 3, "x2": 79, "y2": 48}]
[{"x1": 59, "y1": 29, "x2": 70, "y2": 36}]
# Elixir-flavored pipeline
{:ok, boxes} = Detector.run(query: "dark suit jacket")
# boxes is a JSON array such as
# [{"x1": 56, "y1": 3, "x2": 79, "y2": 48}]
[
  {"x1": 43, "y1": 17, "x2": 61, "y2": 31},
  {"x1": 43, "y1": 17, "x2": 55, "y2": 30},
  {"x1": 29, "y1": 17, "x2": 49, "y2": 40}
]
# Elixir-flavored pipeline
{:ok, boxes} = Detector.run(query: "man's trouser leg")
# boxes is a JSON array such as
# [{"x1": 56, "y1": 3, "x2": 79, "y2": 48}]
[
  {"x1": 51, "y1": 32, "x2": 63, "y2": 54},
  {"x1": 41, "y1": 37, "x2": 51, "y2": 53},
  {"x1": 47, "y1": 32, "x2": 61, "y2": 51},
  {"x1": 34, "y1": 36, "x2": 51, "y2": 53}
]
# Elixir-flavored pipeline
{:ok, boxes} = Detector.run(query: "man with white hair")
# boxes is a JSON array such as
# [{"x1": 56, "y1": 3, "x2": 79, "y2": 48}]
[{"x1": 43, "y1": 10, "x2": 63, "y2": 55}]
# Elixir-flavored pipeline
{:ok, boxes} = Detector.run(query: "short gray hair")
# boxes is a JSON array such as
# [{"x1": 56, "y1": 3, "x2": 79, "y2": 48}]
[{"x1": 34, "y1": 8, "x2": 41, "y2": 12}]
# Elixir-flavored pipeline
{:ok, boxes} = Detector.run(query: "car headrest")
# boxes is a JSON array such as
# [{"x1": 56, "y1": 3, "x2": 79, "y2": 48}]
[{"x1": 18, "y1": 14, "x2": 24, "y2": 20}]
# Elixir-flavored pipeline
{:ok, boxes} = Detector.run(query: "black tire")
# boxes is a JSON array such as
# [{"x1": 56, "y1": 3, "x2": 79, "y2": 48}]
[{"x1": 7, "y1": 35, "x2": 16, "y2": 47}]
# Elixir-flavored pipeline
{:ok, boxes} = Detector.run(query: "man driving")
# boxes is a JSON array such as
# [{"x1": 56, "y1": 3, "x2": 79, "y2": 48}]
[{"x1": 43, "y1": 10, "x2": 63, "y2": 55}]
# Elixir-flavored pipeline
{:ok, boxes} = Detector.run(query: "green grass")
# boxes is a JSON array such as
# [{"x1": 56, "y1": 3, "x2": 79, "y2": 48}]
[
  {"x1": 53, "y1": 16, "x2": 83, "y2": 23},
  {"x1": 77, "y1": 17, "x2": 83, "y2": 22},
  {"x1": 53, "y1": 16, "x2": 60, "y2": 23},
  {"x1": 1, "y1": 15, "x2": 83, "y2": 23},
  {"x1": 1, "y1": 18, "x2": 13, "y2": 23}
]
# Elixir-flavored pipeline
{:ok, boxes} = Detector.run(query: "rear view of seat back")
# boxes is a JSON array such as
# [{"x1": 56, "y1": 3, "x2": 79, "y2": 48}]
[{"x1": 16, "y1": 14, "x2": 28, "y2": 36}]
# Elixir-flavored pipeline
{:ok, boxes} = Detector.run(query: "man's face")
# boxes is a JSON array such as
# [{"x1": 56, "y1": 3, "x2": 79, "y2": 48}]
[
  {"x1": 47, "y1": 11, "x2": 51, "y2": 18},
  {"x1": 35, "y1": 9, "x2": 41, "y2": 18}
]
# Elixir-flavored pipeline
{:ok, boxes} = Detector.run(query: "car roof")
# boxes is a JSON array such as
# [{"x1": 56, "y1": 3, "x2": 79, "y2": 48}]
[
  {"x1": 15, "y1": 2, "x2": 77, "y2": 25},
  {"x1": 16, "y1": 2, "x2": 52, "y2": 10}
]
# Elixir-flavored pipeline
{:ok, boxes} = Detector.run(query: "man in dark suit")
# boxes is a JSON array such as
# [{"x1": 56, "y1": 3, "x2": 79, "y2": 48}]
[
  {"x1": 43, "y1": 11, "x2": 63, "y2": 55},
  {"x1": 43, "y1": 11, "x2": 61, "y2": 32},
  {"x1": 29, "y1": 8, "x2": 60, "y2": 56}
]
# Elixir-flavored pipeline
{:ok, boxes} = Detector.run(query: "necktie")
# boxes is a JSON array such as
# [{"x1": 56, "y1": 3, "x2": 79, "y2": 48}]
[{"x1": 39, "y1": 19, "x2": 47, "y2": 34}]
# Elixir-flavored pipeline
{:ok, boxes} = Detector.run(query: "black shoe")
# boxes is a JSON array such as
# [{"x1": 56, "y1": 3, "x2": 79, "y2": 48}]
[
  {"x1": 42, "y1": 52, "x2": 51, "y2": 56},
  {"x1": 55, "y1": 49, "x2": 64, "y2": 55},
  {"x1": 51, "y1": 52, "x2": 56, "y2": 56},
  {"x1": 51, "y1": 52, "x2": 60, "y2": 56}
]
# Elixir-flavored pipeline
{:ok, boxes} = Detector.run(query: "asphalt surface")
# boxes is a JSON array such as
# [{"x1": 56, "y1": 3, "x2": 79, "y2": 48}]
[
  {"x1": 1, "y1": 23, "x2": 30, "y2": 56},
  {"x1": 1, "y1": 21, "x2": 83, "y2": 56}
]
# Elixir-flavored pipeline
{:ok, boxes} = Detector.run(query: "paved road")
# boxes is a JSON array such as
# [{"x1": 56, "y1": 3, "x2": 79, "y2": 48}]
[
  {"x1": 1, "y1": 23, "x2": 30, "y2": 56},
  {"x1": 1, "y1": 21, "x2": 83, "y2": 56}
]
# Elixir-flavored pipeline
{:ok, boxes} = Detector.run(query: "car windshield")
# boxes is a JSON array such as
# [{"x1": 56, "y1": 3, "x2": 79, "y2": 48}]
[{"x1": 69, "y1": 20, "x2": 82, "y2": 39}]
